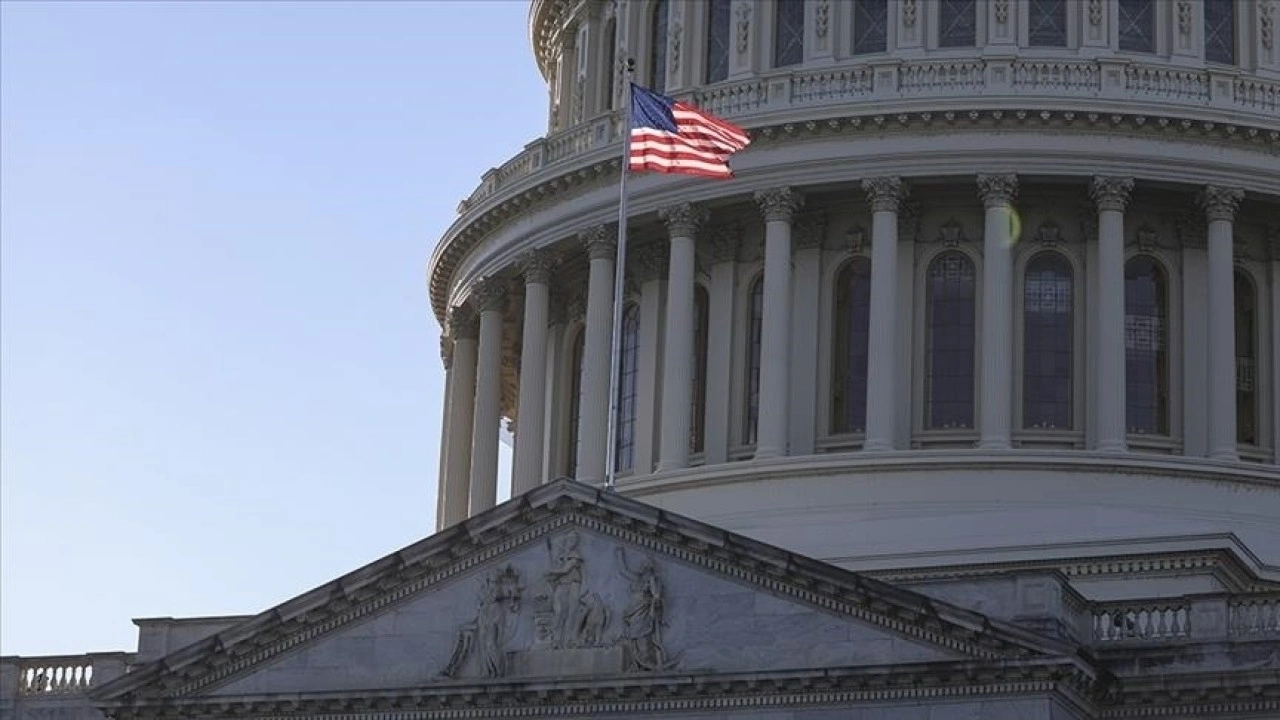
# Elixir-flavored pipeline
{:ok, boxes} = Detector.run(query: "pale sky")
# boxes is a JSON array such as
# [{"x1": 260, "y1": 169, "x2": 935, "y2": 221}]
[{"x1": 0, "y1": 0, "x2": 545, "y2": 656}]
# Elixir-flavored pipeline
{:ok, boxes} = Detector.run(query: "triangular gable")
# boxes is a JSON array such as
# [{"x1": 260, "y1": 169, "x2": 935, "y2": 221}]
[{"x1": 93, "y1": 479, "x2": 1075, "y2": 707}]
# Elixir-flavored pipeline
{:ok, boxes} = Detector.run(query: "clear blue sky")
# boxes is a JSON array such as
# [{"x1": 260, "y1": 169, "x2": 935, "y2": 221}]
[{"x1": 1, "y1": 0, "x2": 545, "y2": 656}]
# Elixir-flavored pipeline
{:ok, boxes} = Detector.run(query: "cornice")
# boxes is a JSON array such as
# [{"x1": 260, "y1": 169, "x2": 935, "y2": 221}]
[{"x1": 427, "y1": 106, "x2": 1280, "y2": 323}]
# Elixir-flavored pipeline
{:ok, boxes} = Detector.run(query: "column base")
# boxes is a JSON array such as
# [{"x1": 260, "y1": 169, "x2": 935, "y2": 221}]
[
  {"x1": 861, "y1": 439, "x2": 894, "y2": 452},
  {"x1": 1095, "y1": 440, "x2": 1128, "y2": 453},
  {"x1": 655, "y1": 460, "x2": 687, "y2": 473},
  {"x1": 753, "y1": 446, "x2": 783, "y2": 461},
  {"x1": 1208, "y1": 448, "x2": 1240, "y2": 462},
  {"x1": 977, "y1": 438, "x2": 1012, "y2": 451}
]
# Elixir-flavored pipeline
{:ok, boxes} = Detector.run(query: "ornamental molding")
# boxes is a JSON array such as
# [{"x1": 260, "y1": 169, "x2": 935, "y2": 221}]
[
  {"x1": 903, "y1": 0, "x2": 917, "y2": 27},
  {"x1": 518, "y1": 248, "x2": 558, "y2": 285},
  {"x1": 1088, "y1": 0, "x2": 1103, "y2": 26},
  {"x1": 656, "y1": 202, "x2": 708, "y2": 238},
  {"x1": 1130, "y1": 225, "x2": 1165, "y2": 252},
  {"x1": 668, "y1": 19, "x2": 682, "y2": 74},
  {"x1": 447, "y1": 305, "x2": 479, "y2": 341},
  {"x1": 429, "y1": 107, "x2": 1280, "y2": 323},
  {"x1": 862, "y1": 176, "x2": 907, "y2": 213},
  {"x1": 1198, "y1": 185, "x2": 1246, "y2": 222},
  {"x1": 579, "y1": 224, "x2": 618, "y2": 260},
  {"x1": 1177, "y1": 1, "x2": 1192, "y2": 37},
  {"x1": 815, "y1": 0, "x2": 830, "y2": 42},
  {"x1": 1090, "y1": 176, "x2": 1135, "y2": 212},
  {"x1": 994, "y1": 0, "x2": 1009, "y2": 26},
  {"x1": 1264, "y1": 1, "x2": 1276, "y2": 51},
  {"x1": 734, "y1": 1, "x2": 751, "y2": 54},
  {"x1": 977, "y1": 173, "x2": 1019, "y2": 207},
  {"x1": 754, "y1": 186, "x2": 804, "y2": 222}
]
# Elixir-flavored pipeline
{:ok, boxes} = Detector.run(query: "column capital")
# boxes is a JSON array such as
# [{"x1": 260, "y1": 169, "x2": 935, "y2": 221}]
[
  {"x1": 861, "y1": 176, "x2": 907, "y2": 213},
  {"x1": 976, "y1": 173, "x2": 1018, "y2": 208},
  {"x1": 448, "y1": 304, "x2": 480, "y2": 340},
  {"x1": 708, "y1": 223, "x2": 744, "y2": 263},
  {"x1": 472, "y1": 277, "x2": 508, "y2": 312},
  {"x1": 657, "y1": 202, "x2": 709, "y2": 238},
  {"x1": 518, "y1": 249, "x2": 558, "y2": 285},
  {"x1": 579, "y1": 224, "x2": 619, "y2": 260},
  {"x1": 1198, "y1": 185, "x2": 1245, "y2": 223},
  {"x1": 794, "y1": 212, "x2": 828, "y2": 250},
  {"x1": 439, "y1": 334, "x2": 454, "y2": 369},
  {"x1": 1090, "y1": 176, "x2": 1135, "y2": 212},
  {"x1": 754, "y1": 187, "x2": 804, "y2": 222}
]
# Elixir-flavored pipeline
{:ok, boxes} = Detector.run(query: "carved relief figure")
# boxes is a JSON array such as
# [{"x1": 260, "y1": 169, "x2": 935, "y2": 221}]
[
  {"x1": 542, "y1": 532, "x2": 609, "y2": 648},
  {"x1": 615, "y1": 547, "x2": 679, "y2": 671},
  {"x1": 441, "y1": 565, "x2": 523, "y2": 678}
]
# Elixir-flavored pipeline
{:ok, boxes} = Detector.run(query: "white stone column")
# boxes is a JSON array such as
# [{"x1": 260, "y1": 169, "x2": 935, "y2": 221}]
[
  {"x1": 703, "y1": 225, "x2": 741, "y2": 465},
  {"x1": 633, "y1": 242, "x2": 668, "y2": 475},
  {"x1": 1090, "y1": 176, "x2": 1135, "y2": 452},
  {"x1": 977, "y1": 173, "x2": 1018, "y2": 450},
  {"x1": 513, "y1": 251, "x2": 556, "y2": 494},
  {"x1": 862, "y1": 177, "x2": 906, "y2": 451},
  {"x1": 434, "y1": 335, "x2": 453, "y2": 532},
  {"x1": 441, "y1": 307, "x2": 478, "y2": 527},
  {"x1": 1272, "y1": 234, "x2": 1280, "y2": 465},
  {"x1": 657, "y1": 203, "x2": 707, "y2": 472},
  {"x1": 575, "y1": 226, "x2": 618, "y2": 483},
  {"x1": 468, "y1": 278, "x2": 506, "y2": 515},
  {"x1": 541, "y1": 293, "x2": 569, "y2": 482},
  {"x1": 753, "y1": 187, "x2": 803, "y2": 459},
  {"x1": 1200, "y1": 185, "x2": 1246, "y2": 461},
  {"x1": 789, "y1": 213, "x2": 825, "y2": 457}
]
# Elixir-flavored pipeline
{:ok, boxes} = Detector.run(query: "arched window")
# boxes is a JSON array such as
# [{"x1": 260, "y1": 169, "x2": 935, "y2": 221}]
[
  {"x1": 925, "y1": 252, "x2": 976, "y2": 430},
  {"x1": 774, "y1": 0, "x2": 804, "y2": 67},
  {"x1": 565, "y1": 327, "x2": 586, "y2": 478},
  {"x1": 1204, "y1": 0, "x2": 1236, "y2": 65},
  {"x1": 604, "y1": 18, "x2": 617, "y2": 110},
  {"x1": 832, "y1": 258, "x2": 872, "y2": 434},
  {"x1": 1235, "y1": 271, "x2": 1258, "y2": 446},
  {"x1": 705, "y1": 0, "x2": 731, "y2": 84},
  {"x1": 1022, "y1": 253, "x2": 1074, "y2": 430},
  {"x1": 691, "y1": 285, "x2": 710, "y2": 453},
  {"x1": 852, "y1": 0, "x2": 889, "y2": 55},
  {"x1": 614, "y1": 304, "x2": 641, "y2": 471},
  {"x1": 649, "y1": 0, "x2": 669, "y2": 93},
  {"x1": 744, "y1": 275, "x2": 764, "y2": 444},
  {"x1": 1124, "y1": 256, "x2": 1169, "y2": 435}
]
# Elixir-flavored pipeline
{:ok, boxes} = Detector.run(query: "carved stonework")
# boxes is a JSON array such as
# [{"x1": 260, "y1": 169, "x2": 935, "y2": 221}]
[
  {"x1": 1089, "y1": 0, "x2": 1103, "y2": 26},
  {"x1": 793, "y1": 212, "x2": 828, "y2": 250},
  {"x1": 903, "y1": 0, "x2": 918, "y2": 27},
  {"x1": 439, "y1": 334, "x2": 453, "y2": 370},
  {"x1": 537, "y1": 533, "x2": 609, "y2": 649},
  {"x1": 708, "y1": 224, "x2": 743, "y2": 263},
  {"x1": 1177, "y1": 1, "x2": 1191, "y2": 37},
  {"x1": 1264, "y1": 2, "x2": 1276, "y2": 51},
  {"x1": 1198, "y1": 185, "x2": 1245, "y2": 223},
  {"x1": 518, "y1": 249, "x2": 557, "y2": 285},
  {"x1": 658, "y1": 202, "x2": 709, "y2": 238},
  {"x1": 994, "y1": 0, "x2": 1009, "y2": 25},
  {"x1": 862, "y1": 176, "x2": 906, "y2": 213},
  {"x1": 1035, "y1": 219, "x2": 1064, "y2": 247},
  {"x1": 815, "y1": 0, "x2": 830, "y2": 41},
  {"x1": 1176, "y1": 211, "x2": 1208, "y2": 249},
  {"x1": 844, "y1": 225, "x2": 867, "y2": 253},
  {"x1": 669, "y1": 20, "x2": 682, "y2": 74},
  {"x1": 631, "y1": 240, "x2": 669, "y2": 284},
  {"x1": 1133, "y1": 225, "x2": 1162, "y2": 252},
  {"x1": 935, "y1": 218, "x2": 968, "y2": 247},
  {"x1": 441, "y1": 565, "x2": 524, "y2": 679},
  {"x1": 616, "y1": 548, "x2": 679, "y2": 672},
  {"x1": 754, "y1": 187, "x2": 804, "y2": 223},
  {"x1": 1090, "y1": 176, "x2": 1135, "y2": 212},
  {"x1": 472, "y1": 277, "x2": 508, "y2": 313},
  {"x1": 735, "y1": 1, "x2": 751, "y2": 54},
  {"x1": 449, "y1": 305, "x2": 480, "y2": 341},
  {"x1": 977, "y1": 173, "x2": 1018, "y2": 208},
  {"x1": 580, "y1": 224, "x2": 619, "y2": 260}
]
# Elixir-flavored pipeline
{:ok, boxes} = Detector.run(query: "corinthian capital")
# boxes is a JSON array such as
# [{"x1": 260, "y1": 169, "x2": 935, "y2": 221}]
[
  {"x1": 471, "y1": 277, "x2": 507, "y2": 313},
  {"x1": 448, "y1": 304, "x2": 479, "y2": 340},
  {"x1": 579, "y1": 224, "x2": 619, "y2": 260},
  {"x1": 1090, "y1": 176, "x2": 1135, "y2": 212},
  {"x1": 861, "y1": 176, "x2": 907, "y2": 213},
  {"x1": 754, "y1": 187, "x2": 804, "y2": 223},
  {"x1": 657, "y1": 202, "x2": 709, "y2": 238},
  {"x1": 518, "y1": 249, "x2": 557, "y2": 285},
  {"x1": 439, "y1": 334, "x2": 453, "y2": 369},
  {"x1": 1198, "y1": 185, "x2": 1245, "y2": 223},
  {"x1": 977, "y1": 173, "x2": 1018, "y2": 208}
]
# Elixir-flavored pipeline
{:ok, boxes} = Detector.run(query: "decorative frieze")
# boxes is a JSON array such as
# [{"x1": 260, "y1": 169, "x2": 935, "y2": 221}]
[
  {"x1": 1198, "y1": 185, "x2": 1246, "y2": 222},
  {"x1": 518, "y1": 249, "x2": 557, "y2": 285},
  {"x1": 657, "y1": 202, "x2": 709, "y2": 237},
  {"x1": 1090, "y1": 176, "x2": 1135, "y2": 212},
  {"x1": 977, "y1": 173, "x2": 1018, "y2": 207},
  {"x1": 862, "y1": 176, "x2": 907, "y2": 213},
  {"x1": 580, "y1": 224, "x2": 619, "y2": 260},
  {"x1": 754, "y1": 187, "x2": 804, "y2": 223},
  {"x1": 441, "y1": 565, "x2": 524, "y2": 678}
]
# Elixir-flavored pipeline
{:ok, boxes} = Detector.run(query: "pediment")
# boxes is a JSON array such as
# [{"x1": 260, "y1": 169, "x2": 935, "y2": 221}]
[{"x1": 93, "y1": 480, "x2": 1071, "y2": 708}]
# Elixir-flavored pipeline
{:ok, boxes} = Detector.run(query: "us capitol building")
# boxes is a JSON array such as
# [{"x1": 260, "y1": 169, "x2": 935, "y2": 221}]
[{"x1": 5, "y1": 1, "x2": 1280, "y2": 719}]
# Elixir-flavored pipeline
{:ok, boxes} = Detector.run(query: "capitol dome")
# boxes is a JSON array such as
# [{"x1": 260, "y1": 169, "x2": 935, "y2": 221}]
[{"x1": 429, "y1": 0, "x2": 1280, "y2": 588}]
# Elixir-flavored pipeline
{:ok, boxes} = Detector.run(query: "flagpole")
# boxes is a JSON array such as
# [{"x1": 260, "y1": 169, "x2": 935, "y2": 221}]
[{"x1": 604, "y1": 59, "x2": 634, "y2": 493}]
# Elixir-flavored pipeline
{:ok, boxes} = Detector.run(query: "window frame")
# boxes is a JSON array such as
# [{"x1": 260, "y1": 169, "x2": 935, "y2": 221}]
[
  {"x1": 1202, "y1": 0, "x2": 1238, "y2": 66},
  {"x1": 1115, "y1": 0, "x2": 1157, "y2": 54},
  {"x1": 850, "y1": 0, "x2": 891, "y2": 56},
  {"x1": 704, "y1": 0, "x2": 732, "y2": 84},
  {"x1": 1122, "y1": 251, "x2": 1181, "y2": 448},
  {"x1": 913, "y1": 242, "x2": 983, "y2": 445},
  {"x1": 772, "y1": 0, "x2": 806, "y2": 68},
  {"x1": 1025, "y1": 0, "x2": 1070, "y2": 48},
  {"x1": 1013, "y1": 245, "x2": 1085, "y2": 446},
  {"x1": 932, "y1": 0, "x2": 980, "y2": 49},
  {"x1": 613, "y1": 303, "x2": 642, "y2": 472},
  {"x1": 828, "y1": 255, "x2": 874, "y2": 438},
  {"x1": 648, "y1": 0, "x2": 669, "y2": 93}
]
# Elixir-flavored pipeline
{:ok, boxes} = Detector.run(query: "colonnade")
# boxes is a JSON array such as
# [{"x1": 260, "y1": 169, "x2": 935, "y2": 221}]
[{"x1": 435, "y1": 175, "x2": 1254, "y2": 528}]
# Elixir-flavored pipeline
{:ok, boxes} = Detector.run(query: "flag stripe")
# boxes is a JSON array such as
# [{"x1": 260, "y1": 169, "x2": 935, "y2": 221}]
[{"x1": 629, "y1": 84, "x2": 750, "y2": 179}]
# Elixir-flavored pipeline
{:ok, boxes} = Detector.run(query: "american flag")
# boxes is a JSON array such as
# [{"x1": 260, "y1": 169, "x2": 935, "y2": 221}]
[{"x1": 628, "y1": 83, "x2": 750, "y2": 179}]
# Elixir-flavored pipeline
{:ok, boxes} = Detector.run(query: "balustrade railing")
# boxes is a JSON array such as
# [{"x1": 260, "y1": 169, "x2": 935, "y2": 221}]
[
  {"x1": 1230, "y1": 595, "x2": 1280, "y2": 637},
  {"x1": 452, "y1": 57, "x2": 1280, "y2": 217},
  {"x1": 1092, "y1": 602, "x2": 1191, "y2": 642},
  {"x1": 17, "y1": 659, "x2": 93, "y2": 696}
]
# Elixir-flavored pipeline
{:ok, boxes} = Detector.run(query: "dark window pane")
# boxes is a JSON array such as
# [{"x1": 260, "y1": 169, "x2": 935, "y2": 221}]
[
  {"x1": 1204, "y1": 0, "x2": 1236, "y2": 65},
  {"x1": 939, "y1": 0, "x2": 976, "y2": 47},
  {"x1": 1028, "y1": 0, "x2": 1067, "y2": 46},
  {"x1": 745, "y1": 277, "x2": 764, "y2": 443},
  {"x1": 1235, "y1": 272, "x2": 1257, "y2": 445},
  {"x1": 614, "y1": 305, "x2": 641, "y2": 471},
  {"x1": 706, "y1": 0, "x2": 731, "y2": 83},
  {"x1": 853, "y1": 0, "x2": 889, "y2": 54},
  {"x1": 567, "y1": 328, "x2": 585, "y2": 477},
  {"x1": 926, "y1": 252, "x2": 976, "y2": 429},
  {"x1": 774, "y1": 0, "x2": 805, "y2": 67},
  {"x1": 1118, "y1": 0, "x2": 1155, "y2": 52},
  {"x1": 1022, "y1": 253, "x2": 1073, "y2": 430},
  {"x1": 832, "y1": 259, "x2": 872, "y2": 433},
  {"x1": 1124, "y1": 257, "x2": 1169, "y2": 435},
  {"x1": 650, "y1": 0, "x2": 668, "y2": 92},
  {"x1": 691, "y1": 285, "x2": 710, "y2": 453}
]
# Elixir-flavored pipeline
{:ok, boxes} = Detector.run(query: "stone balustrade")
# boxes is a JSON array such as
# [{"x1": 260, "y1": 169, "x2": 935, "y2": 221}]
[
  {"x1": 1092, "y1": 593, "x2": 1280, "y2": 644},
  {"x1": 1093, "y1": 602, "x2": 1192, "y2": 643},
  {"x1": 1230, "y1": 594, "x2": 1280, "y2": 637},
  {"x1": 2, "y1": 653, "x2": 132, "y2": 699},
  {"x1": 450, "y1": 56, "x2": 1280, "y2": 218}
]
